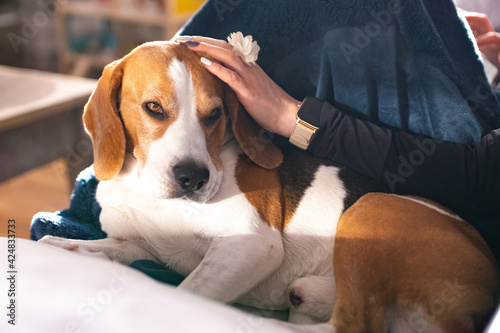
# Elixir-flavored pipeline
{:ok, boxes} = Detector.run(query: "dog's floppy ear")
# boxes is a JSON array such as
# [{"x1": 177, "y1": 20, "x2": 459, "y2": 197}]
[
  {"x1": 224, "y1": 85, "x2": 283, "y2": 169},
  {"x1": 83, "y1": 59, "x2": 126, "y2": 181}
]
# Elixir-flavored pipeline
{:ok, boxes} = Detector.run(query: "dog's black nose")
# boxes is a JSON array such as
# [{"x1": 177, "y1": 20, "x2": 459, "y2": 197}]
[{"x1": 173, "y1": 163, "x2": 210, "y2": 193}]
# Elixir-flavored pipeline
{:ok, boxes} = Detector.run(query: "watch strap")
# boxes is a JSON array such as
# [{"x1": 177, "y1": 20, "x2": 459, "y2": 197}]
[
  {"x1": 289, "y1": 116, "x2": 319, "y2": 150},
  {"x1": 289, "y1": 97, "x2": 322, "y2": 150}
]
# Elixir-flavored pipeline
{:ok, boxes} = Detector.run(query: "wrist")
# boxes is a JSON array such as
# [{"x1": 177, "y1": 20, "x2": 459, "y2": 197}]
[{"x1": 277, "y1": 97, "x2": 301, "y2": 138}]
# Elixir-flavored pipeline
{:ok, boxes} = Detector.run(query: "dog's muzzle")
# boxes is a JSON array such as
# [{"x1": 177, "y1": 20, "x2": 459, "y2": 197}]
[{"x1": 173, "y1": 162, "x2": 210, "y2": 198}]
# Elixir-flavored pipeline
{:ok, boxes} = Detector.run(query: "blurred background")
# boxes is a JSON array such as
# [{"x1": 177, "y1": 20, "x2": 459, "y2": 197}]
[
  {"x1": 0, "y1": 0, "x2": 205, "y2": 239},
  {"x1": 0, "y1": 0, "x2": 205, "y2": 72}
]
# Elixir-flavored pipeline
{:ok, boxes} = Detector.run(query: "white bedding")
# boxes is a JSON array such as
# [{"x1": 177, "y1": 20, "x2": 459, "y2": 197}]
[
  {"x1": 0, "y1": 238, "x2": 314, "y2": 333},
  {"x1": 1, "y1": 238, "x2": 498, "y2": 332}
]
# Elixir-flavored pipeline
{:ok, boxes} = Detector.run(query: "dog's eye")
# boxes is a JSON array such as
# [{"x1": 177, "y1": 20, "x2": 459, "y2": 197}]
[
  {"x1": 143, "y1": 102, "x2": 166, "y2": 119},
  {"x1": 146, "y1": 102, "x2": 162, "y2": 113},
  {"x1": 204, "y1": 108, "x2": 222, "y2": 126}
]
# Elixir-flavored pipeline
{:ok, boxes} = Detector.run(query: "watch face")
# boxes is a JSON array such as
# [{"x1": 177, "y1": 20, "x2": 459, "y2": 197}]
[{"x1": 297, "y1": 97, "x2": 322, "y2": 126}]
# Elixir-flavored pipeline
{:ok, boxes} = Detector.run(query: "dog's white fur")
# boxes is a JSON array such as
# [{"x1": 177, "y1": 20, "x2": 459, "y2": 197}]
[{"x1": 44, "y1": 149, "x2": 347, "y2": 323}]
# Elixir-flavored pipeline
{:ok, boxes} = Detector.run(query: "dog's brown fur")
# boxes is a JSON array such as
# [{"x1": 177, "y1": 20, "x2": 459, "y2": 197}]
[{"x1": 330, "y1": 193, "x2": 499, "y2": 333}]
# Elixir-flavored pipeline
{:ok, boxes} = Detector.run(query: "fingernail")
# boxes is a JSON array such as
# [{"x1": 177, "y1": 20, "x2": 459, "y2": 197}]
[
  {"x1": 185, "y1": 40, "x2": 200, "y2": 47},
  {"x1": 200, "y1": 57, "x2": 213, "y2": 66},
  {"x1": 175, "y1": 36, "x2": 192, "y2": 43}
]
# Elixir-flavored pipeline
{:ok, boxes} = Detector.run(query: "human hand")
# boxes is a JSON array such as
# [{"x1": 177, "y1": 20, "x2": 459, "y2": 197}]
[
  {"x1": 178, "y1": 36, "x2": 300, "y2": 138},
  {"x1": 463, "y1": 12, "x2": 500, "y2": 70}
]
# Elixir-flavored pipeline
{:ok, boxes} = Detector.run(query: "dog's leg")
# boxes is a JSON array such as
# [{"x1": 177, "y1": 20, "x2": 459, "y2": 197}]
[
  {"x1": 178, "y1": 232, "x2": 284, "y2": 304},
  {"x1": 328, "y1": 287, "x2": 386, "y2": 333},
  {"x1": 386, "y1": 304, "x2": 479, "y2": 333},
  {"x1": 287, "y1": 275, "x2": 336, "y2": 324},
  {"x1": 98, "y1": 181, "x2": 286, "y2": 303},
  {"x1": 38, "y1": 236, "x2": 160, "y2": 264}
]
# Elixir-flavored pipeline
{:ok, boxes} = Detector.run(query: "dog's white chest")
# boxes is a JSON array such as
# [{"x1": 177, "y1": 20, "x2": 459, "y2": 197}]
[
  {"x1": 237, "y1": 165, "x2": 346, "y2": 308},
  {"x1": 96, "y1": 143, "x2": 346, "y2": 311}
]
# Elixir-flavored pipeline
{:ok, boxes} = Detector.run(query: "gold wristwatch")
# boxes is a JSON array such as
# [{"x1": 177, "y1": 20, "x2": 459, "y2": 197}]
[{"x1": 289, "y1": 97, "x2": 321, "y2": 150}]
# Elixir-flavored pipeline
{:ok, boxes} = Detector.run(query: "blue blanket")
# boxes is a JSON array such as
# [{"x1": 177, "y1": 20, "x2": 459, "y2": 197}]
[
  {"x1": 31, "y1": 0, "x2": 500, "y2": 276},
  {"x1": 31, "y1": 166, "x2": 105, "y2": 241},
  {"x1": 181, "y1": 0, "x2": 500, "y2": 142}
]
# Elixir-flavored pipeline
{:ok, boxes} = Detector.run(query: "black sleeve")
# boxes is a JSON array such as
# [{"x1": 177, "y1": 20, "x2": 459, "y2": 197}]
[{"x1": 305, "y1": 98, "x2": 500, "y2": 216}]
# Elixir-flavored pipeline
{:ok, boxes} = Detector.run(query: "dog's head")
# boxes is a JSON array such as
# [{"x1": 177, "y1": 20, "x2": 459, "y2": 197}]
[{"x1": 83, "y1": 41, "x2": 282, "y2": 202}]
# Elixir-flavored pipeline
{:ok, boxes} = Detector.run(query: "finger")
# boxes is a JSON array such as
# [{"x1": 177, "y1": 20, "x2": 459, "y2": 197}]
[
  {"x1": 464, "y1": 13, "x2": 494, "y2": 35},
  {"x1": 200, "y1": 57, "x2": 248, "y2": 96},
  {"x1": 176, "y1": 35, "x2": 231, "y2": 49},
  {"x1": 188, "y1": 41, "x2": 247, "y2": 73},
  {"x1": 191, "y1": 36, "x2": 232, "y2": 49},
  {"x1": 475, "y1": 33, "x2": 500, "y2": 48}
]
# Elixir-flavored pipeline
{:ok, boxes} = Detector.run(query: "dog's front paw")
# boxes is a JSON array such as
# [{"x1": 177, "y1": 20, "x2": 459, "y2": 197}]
[
  {"x1": 39, "y1": 235, "x2": 80, "y2": 250},
  {"x1": 38, "y1": 236, "x2": 110, "y2": 260},
  {"x1": 287, "y1": 275, "x2": 336, "y2": 324}
]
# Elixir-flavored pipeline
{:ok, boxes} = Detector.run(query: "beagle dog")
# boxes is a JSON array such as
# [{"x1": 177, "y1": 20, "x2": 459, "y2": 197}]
[{"x1": 40, "y1": 41, "x2": 498, "y2": 332}]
